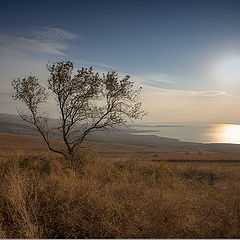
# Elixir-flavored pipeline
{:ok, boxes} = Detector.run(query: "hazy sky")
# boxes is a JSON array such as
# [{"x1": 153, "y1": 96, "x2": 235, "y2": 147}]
[{"x1": 1, "y1": 0, "x2": 240, "y2": 123}]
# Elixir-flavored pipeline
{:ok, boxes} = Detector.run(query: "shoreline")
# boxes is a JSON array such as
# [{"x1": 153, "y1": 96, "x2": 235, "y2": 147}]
[
  {"x1": 130, "y1": 124, "x2": 240, "y2": 145},
  {"x1": 1, "y1": 113, "x2": 240, "y2": 155}
]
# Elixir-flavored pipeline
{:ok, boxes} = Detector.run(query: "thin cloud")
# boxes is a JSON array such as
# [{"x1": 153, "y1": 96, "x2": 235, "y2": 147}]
[
  {"x1": 197, "y1": 91, "x2": 227, "y2": 97},
  {"x1": 74, "y1": 59, "x2": 114, "y2": 70},
  {"x1": 0, "y1": 34, "x2": 66, "y2": 56},
  {"x1": 33, "y1": 27, "x2": 80, "y2": 41},
  {"x1": 142, "y1": 84, "x2": 227, "y2": 98},
  {"x1": 0, "y1": 27, "x2": 79, "y2": 56},
  {"x1": 136, "y1": 75, "x2": 227, "y2": 98},
  {"x1": 139, "y1": 85, "x2": 236, "y2": 123},
  {"x1": 135, "y1": 74, "x2": 175, "y2": 85}
]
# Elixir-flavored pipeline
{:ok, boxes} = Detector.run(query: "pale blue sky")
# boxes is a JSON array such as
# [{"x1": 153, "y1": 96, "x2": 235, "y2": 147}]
[{"x1": 1, "y1": 0, "x2": 240, "y2": 123}]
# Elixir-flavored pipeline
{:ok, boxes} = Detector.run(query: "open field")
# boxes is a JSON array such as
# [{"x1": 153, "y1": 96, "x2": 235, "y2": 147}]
[
  {"x1": 0, "y1": 133, "x2": 240, "y2": 238},
  {"x1": 1, "y1": 114, "x2": 240, "y2": 238},
  {"x1": 0, "y1": 150, "x2": 240, "y2": 238}
]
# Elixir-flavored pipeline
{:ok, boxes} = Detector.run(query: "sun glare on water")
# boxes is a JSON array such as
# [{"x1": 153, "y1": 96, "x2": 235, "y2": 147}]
[{"x1": 216, "y1": 124, "x2": 240, "y2": 144}]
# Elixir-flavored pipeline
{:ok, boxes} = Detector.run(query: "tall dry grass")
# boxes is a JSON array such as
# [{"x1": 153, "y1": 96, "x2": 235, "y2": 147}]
[{"x1": 0, "y1": 151, "x2": 240, "y2": 238}]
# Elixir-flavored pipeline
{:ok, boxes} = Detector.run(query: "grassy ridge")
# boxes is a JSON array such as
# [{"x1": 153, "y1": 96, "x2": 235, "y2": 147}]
[{"x1": 0, "y1": 150, "x2": 240, "y2": 238}]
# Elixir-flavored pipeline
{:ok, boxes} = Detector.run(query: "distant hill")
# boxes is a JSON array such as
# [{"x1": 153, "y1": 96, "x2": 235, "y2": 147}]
[
  {"x1": 0, "y1": 113, "x2": 181, "y2": 146},
  {"x1": 0, "y1": 113, "x2": 38, "y2": 135},
  {"x1": 0, "y1": 113, "x2": 58, "y2": 136},
  {"x1": 1, "y1": 113, "x2": 240, "y2": 154}
]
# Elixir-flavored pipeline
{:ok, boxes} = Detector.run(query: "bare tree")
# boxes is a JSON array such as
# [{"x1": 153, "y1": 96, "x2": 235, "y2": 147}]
[{"x1": 12, "y1": 60, "x2": 146, "y2": 160}]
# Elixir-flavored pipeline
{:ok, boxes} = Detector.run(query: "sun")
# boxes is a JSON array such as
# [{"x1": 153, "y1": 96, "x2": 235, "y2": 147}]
[{"x1": 215, "y1": 57, "x2": 240, "y2": 84}]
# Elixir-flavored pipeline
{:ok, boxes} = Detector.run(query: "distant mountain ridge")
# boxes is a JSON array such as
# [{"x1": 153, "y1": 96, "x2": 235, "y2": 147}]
[
  {"x1": 0, "y1": 113, "x2": 181, "y2": 146},
  {"x1": 0, "y1": 113, "x2": 38, "y2": 135},
  {"x1": 2, "y1": 113, "x2": 240, "y2": 154}
]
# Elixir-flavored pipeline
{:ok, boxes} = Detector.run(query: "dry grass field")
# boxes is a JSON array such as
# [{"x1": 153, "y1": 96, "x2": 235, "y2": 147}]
[{"x1": 0, "y1": 133, "x2": 240, "y2": 238}]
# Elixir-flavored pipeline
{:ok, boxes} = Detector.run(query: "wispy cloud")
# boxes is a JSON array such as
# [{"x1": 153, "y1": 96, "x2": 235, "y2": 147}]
[
  {"x1": 134, "y1": 73, "x2": 175, "y2": 85},
  {"x1": 74, "y1": 59, "x2": 114, "y2": 70},
  {"x1": 197, "y1": 91, "x2": 226, "y2": 97},
  {"x1": 138, "y1": 84, "x2": 237, "y2": 123},
  {"x1": 32, "y1": 27, "x2": 80, "y2": 41},
  {"x1": 134, "y1": 74, "x2": 227, "y2": 99},
  {"x1": 0, "y1": 34, "x2": 67, "y2": 55},
  {"x1": 142, "y1": 84, "x2": 227, "y2": 98},
  {"x1": 0, "y1": 27, "x2": 79, "y2": 56}
]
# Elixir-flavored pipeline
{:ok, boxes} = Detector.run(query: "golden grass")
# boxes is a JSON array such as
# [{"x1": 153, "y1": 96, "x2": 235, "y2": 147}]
[
  {"x1": 1, "y1": 133, "x2": 240, "y2": 238},
  {"x1": 0, "y1": 149, "x2": 240, "y2": 238}
]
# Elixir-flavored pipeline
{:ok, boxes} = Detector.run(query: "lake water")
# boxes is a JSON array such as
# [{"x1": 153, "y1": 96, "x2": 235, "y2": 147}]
[{"x1": 131, "y1": 124, "x2": 240, "y2": 144}]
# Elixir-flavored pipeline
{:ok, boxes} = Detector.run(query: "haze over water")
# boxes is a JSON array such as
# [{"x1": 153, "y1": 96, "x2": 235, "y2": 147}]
[{"x1": 132, "y1": 124, "x2": 240, "y2": 144}]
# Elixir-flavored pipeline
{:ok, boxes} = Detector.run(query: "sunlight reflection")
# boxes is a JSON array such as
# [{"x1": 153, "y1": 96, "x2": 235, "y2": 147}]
[{"x1": 217, "y1": 124, "x2": 240, "y2": 144}]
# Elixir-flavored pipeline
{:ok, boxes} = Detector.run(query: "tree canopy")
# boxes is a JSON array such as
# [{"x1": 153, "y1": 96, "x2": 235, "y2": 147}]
[{"x1": 12, "y1": 60, "x2": 146, "y2": 160}]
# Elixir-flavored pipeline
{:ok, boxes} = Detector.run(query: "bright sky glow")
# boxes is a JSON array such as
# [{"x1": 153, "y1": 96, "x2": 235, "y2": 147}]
[{"x1": 215, "y1": 57, "x2": 240, "y2": 84}]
